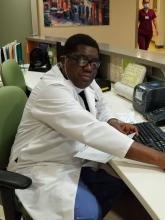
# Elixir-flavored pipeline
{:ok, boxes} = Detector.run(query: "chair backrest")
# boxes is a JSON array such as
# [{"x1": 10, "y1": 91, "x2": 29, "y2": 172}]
[
  {"x1": 1, "y1": 59, "x2": 27, "y2": 92},
  {"x1": 0, "y1": 86, "x2": 27, "y2": 169},
  {"x1": 0, "y1": 64, "x2": 2, "y2": 86},
  {"x1": 28, "y1": 47, "x2": 51, "y2": 72}
]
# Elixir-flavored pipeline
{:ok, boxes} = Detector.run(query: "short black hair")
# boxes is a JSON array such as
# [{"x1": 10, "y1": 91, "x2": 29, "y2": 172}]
[
  {"x1": 142, "y1": 0, "x2": 150, "y2": 3},
  {"x1": 63, "y1": 33, "x2": 100, "y2": 55}
]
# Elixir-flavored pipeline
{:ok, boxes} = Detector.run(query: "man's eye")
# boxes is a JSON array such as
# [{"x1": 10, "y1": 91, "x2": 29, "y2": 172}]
[
  {"x1": 78, "y1": 55, "x2": 87, "y2": 60},
  {"x1": 79, "y1": 59, "x2": 88, "y2": 63}
]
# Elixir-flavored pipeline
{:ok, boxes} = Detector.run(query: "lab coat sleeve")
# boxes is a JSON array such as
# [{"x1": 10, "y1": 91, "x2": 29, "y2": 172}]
[
  {"x1": 31, "y1": 83, "x2": 134, "y2": 158},
  {"x1": 92, "y1": 81, "x2": 116, "y2": 122}
]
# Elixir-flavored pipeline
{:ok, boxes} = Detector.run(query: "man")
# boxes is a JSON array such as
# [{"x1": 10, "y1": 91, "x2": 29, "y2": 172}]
[
  {"x1": 138, "y1": 0, "x2": 158, "y2": 50},
  {"x1": 8, "y1": 34, "x2": 165, "y2": 220}
]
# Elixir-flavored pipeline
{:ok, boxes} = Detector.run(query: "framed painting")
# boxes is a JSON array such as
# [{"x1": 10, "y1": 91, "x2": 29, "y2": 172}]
[{"x1": 43, "y1": 0, "x2": 109, "y2": 27}]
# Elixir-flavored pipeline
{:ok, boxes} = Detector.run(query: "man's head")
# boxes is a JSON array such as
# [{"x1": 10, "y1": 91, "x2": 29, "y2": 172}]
[
  {"x1": 61, "y1": 34, "x2": 100, "y2": 89},
  {"x1": 142, "y1": 0, "x2": 150, "y2": 8}
]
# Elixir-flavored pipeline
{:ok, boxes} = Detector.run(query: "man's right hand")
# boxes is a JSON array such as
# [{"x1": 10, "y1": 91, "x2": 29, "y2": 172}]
[{"x1": 125, "y1": 141, "x2": 165, "y2": 169}]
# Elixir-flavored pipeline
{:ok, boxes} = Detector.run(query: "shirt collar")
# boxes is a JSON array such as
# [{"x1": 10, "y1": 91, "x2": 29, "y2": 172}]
[{"x1": 56, "y1": 64, "x2": 84, "y2": 94}]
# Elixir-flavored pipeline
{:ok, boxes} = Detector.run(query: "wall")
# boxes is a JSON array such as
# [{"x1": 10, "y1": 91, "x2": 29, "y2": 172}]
[
  {"x1": 155, "y1": 0, "x2": 165, "y2": 47},
  {"x1": 37, "y1": 0, "x2": 138, "y2": 49},
  {"x1": 0, "y1": 0, "x2": 32, "y2": 60}
]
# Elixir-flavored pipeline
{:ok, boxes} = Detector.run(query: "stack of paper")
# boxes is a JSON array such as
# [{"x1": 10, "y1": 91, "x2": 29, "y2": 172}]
[{"x1": 74, "y1": 146, "x2": 114, "y2": 163}]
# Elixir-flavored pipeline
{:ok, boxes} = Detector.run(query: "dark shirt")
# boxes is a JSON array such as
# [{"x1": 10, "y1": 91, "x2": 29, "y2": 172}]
[{"x1": 138, "y1": 9, "x2": 156, "y2": 36}]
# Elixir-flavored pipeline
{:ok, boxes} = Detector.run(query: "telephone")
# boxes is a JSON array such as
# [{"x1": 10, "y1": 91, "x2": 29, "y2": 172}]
[{"x1": 145, "y1": 107, "x2": 165, "y2": 126}]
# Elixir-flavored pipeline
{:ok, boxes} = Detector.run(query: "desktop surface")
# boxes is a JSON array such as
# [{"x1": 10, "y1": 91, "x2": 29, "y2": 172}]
[
  {"x1": 110, "y1": 158, "x2": 165, "y2": 220},
  {"x1": 106, "y1": 87, "x2": 165, "y2": 220}
]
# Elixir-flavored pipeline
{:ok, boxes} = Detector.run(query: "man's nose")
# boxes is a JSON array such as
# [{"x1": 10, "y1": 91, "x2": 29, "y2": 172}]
[{"x1": 83, "y1": 62, "x2": 93, "y2": 71}]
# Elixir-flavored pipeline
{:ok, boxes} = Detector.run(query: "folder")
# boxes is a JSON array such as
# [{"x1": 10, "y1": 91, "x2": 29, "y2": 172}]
[
  {"x1": 14, "y1": 43, "x2": 23, "y2": 64},
  {"x1": 2, "y1": 46, "x2": 8, "y2": 61},
  {"x1": 0, "y1": 49, "x2": 2, "y2": 64},
  {"x1": 0, "y1": 48, "x2": 5, "y2": 63},
  {"x1": 5, "y1": 46, "x2": 10, "y2": 59},
  {"x1": 16, "y1": 43, "x2": 23, "y2": 64},
  {"x1": 9, "y1": 44, "x2": 14, "y2": 59},
  {"x1": 0, "y1": 40, "x2": 19, "y2": 63}
]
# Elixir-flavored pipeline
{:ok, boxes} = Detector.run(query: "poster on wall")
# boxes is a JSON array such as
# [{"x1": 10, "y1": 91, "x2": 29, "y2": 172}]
[{"x1": 43, "y1": 0, "x2": 109, "y2": 27}]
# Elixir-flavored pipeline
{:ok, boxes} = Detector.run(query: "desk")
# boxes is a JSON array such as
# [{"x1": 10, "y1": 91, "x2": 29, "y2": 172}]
[
  {"x1": 27, "y1": 36, "x2": 165, "y2": 79},
  {"x1": 27, "y1": 36, "x2": 165, "y2": 70},
  {"x1": 110, "y1": 159, "x2": 165, "y2": 220},
  {"x1": 106, "y1": 88, "x2": 165, "y2": 220},
  {"x1": 24, "y1": 70, "x2": 165, "y2": 219}
]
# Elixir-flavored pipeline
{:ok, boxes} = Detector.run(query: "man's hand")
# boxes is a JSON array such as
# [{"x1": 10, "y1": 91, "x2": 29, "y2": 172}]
[{"x1": 108, "y1": 118, "x2": 138, "y2": 135}]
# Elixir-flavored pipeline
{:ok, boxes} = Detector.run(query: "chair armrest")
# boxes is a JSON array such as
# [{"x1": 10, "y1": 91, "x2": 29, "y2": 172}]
[{"x1": 0, "y1": 170, "x2": 32, "y2": 189}]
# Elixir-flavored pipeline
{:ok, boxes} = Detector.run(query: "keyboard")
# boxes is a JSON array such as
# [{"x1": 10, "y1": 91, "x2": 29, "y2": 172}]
[{"x1": 133, "y1": 122, "x2": 165, "y2": 152}]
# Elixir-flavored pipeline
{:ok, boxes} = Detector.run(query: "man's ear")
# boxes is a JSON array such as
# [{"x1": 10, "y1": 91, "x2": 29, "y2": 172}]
[
  {"x1": 59, "y1": 56, "x2": 69, "y2": 80},
  {"x1": 59, "y1": 55, "x2": 65, "y2": 64}
]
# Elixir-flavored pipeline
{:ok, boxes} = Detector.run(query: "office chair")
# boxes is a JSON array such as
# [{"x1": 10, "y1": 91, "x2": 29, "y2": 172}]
[
  {"x1": 0, "y1": 86, "x2": 32, "y2": 220},
  {"x1": 28, "y1": 47, "x2": 51, "y2": 72},
  {"x1": 1, "y1": 59, "x2": 30, "y2": 96}
]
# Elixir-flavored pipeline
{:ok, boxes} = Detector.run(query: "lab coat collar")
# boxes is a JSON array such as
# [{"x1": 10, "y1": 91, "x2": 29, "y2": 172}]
[{"x1": 52, "y1": 65, "x2": 96, "y2": 115}]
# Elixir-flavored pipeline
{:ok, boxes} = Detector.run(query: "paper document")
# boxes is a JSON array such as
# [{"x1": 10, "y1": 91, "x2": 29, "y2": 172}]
[
  {"x1": 74, "y1": 133, "x2": 135, "y2": 163},
  {"x1": 114, "y1": 112, "x2": 136, "y2": 123},
  {"x1": 74, "y1": 146, "x2": 114, "y2": 163}
]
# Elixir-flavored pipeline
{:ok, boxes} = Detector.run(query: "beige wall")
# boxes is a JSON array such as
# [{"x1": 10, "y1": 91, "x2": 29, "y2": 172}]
[
  {"x1": 37, "y1": 0, "x2": 138, "y2": 49},
  {"x1": 155, "y1": 0, "x2": 165, "y2": 46},
  {"x1": 0, "y1": 0, "x2": 32, "y2": 59}
]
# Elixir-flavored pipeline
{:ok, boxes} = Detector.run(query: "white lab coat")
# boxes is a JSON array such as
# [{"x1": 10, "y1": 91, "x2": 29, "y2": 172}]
[{"x1": 8, "y1": 65, "x2": 134, "y2": 220}]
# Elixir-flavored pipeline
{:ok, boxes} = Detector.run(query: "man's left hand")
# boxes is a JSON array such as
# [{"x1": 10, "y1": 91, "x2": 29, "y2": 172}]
[{"x1": 108, "y1": 119, "x2": 138, "y2": 135}]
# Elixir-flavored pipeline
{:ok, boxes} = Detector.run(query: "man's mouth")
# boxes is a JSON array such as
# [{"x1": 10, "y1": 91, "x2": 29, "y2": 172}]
[{"x1": 80, "y1": 73, "x2": 92, "y2": 81}]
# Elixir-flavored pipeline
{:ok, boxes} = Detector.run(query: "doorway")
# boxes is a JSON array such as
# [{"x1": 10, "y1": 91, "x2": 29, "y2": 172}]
[{"x1": 136, "y1": 0, "x2": 165, "y2": 51}]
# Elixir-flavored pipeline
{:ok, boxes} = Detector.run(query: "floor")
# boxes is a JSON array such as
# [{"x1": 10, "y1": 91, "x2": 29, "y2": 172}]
[
  {"x1": 148, "y1": 42, "x2": 165, "y2": 54},
  {"x1": 104, "y1": 189, "x2": 152, "y2": 220}
]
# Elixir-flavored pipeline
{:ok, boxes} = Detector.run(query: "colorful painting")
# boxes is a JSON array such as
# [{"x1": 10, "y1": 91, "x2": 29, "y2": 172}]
[{"x1": 43, "y1": 0, "x2": 109, "y2": 27}]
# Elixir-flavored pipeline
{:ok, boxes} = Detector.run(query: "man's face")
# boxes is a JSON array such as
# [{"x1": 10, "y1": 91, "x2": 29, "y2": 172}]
[{"x1": 65, "y1": 45, "x2": 100, "y2": 89}]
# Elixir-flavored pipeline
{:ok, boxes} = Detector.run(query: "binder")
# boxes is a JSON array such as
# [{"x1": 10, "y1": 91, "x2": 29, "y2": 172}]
[
  {"x1": 0, "y1": 48, "x2": 5, "y2": 63},
  {"x1": 0, "y1": 49, "x2": 2, "y2": 64},
  {"x1": 13, "y1": 42, "x2": 23, "y2": 64},
  {"x1": 2, "y1": 46, "x2": 8, "y2": 61},
  {"x1": 15, "y1": 43, "x2": 23, "y2": 64},
  {"x1": 5, "y1": 46, "x2": 10, "y2": 59},
  {"x1": 0, "y1": 40, "x2": 19, "y2": 63},
  {"x1": 9, "y1": 44, "x2": 14, "y2": 59}
]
